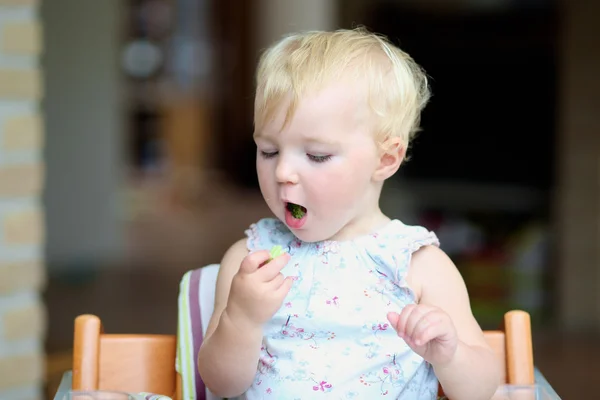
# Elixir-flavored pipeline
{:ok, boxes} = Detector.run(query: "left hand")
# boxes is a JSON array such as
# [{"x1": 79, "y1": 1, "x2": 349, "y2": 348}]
[{"x1": 387, "y1": 304, "x2": 458, "y2": 367}]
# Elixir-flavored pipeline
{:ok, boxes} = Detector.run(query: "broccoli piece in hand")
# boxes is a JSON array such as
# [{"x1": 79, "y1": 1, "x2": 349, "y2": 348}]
[
  {"x1": 260, "y1": 245, "x2": 285, "y2": 268},
  {"x1": 269, "y1": 245, "x2": 284, "y2": 260}
]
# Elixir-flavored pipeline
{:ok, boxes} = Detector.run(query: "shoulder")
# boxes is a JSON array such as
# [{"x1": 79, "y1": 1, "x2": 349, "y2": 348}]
[
  {"x1": 408, "y1": 244, "x2": 467, "y2": 304},
  {"x1": 392, "y1": 220, "x2": 439, "y2": 250},
  {"x1": 222, "y1": 237, "x2": 250, "y2": 267},
  {"x1": 215, "y1": 237, "x2": 250, "y2": 285}
]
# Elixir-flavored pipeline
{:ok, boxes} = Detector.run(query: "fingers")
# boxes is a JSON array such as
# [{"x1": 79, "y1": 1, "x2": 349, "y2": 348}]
[
  {"x1": 389, "y1": 304, "x2": 440, "y2": 346},
  {"x1": 387, "y1": 311, "x2": 400, "y2": 329},
  {"x1": 269, "y1": 273, "x2": 285, "y2": 288},
  {"x1": 412, "y1": 317, "x2": 445, "y2": 346},
  {"x1": 390, "y1": 303, "x2": 418, "y2": 337},
  {"x1": 275, "y1": 276, "x2": 294, "y2": 299},
  {"x1": 257, "y1": 253, "x2": 290, "y2": 281},
  {"x1": 404, "y1": 306, "x2": 436, "y2": 342},
  {"x1": 239, "y1": 250, "x2": 271, "y2": 273}
]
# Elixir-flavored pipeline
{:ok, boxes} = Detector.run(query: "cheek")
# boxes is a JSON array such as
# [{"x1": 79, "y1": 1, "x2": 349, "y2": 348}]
[
  {"x1": 256, "y1": 160, "x2": 275, "y2": 195},
  {"x1": 309, "y1": 162, "x2": 371, "y2": 203},
  {"x1": 256, "y1": 158, "x2": 272, "y2": 180}
]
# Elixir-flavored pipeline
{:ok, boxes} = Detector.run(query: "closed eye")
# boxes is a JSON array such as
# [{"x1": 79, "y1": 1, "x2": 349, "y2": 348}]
[
  {"x1": 260, "y1": 150, "x2": 278, "y2": 159},
  {"x1": 307, "y1": 154, "x2": 332, "y2": 163}
]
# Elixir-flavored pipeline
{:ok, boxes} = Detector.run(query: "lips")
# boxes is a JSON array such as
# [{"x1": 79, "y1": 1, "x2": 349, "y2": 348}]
[{"x1": 284, "y1": 201, "x2": 307, "y2": 229}]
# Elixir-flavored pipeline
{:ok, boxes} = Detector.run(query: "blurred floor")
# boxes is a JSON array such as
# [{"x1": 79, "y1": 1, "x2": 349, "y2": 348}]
[{"x1": 43, "y1": 173, "x2": 595, "y2": 399}]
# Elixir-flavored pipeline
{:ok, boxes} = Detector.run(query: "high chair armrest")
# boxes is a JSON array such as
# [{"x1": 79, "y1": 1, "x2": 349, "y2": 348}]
[
  {"x1": 53, "y1": 370, "x2": 177, "y2": 400},
  {"x1": 534, "y1": 368, "x2": 561, "y2": 399},
  {"x1": 53, "y1": 370, "x2": 73, "y2": 400}
]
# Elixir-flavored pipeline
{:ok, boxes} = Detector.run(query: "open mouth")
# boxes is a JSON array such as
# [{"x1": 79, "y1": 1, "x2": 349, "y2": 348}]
[{"x1": 286, "y1": 202, "x2": 307, "y2": 219}]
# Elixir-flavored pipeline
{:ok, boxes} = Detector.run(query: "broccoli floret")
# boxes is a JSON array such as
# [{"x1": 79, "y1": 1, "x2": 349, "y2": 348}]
[{"x1": 289, "y1": 203, "x2": 305, "y2": 219}]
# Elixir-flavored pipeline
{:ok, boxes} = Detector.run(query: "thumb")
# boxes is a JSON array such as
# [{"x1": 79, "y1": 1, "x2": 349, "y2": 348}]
[{"x1": 387, "y1": 311, "x2": 401, "y2": 333}]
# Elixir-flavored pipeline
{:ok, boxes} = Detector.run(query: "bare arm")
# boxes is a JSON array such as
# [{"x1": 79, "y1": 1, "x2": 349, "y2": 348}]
[
  {"x1": 197, "y1": 238, "x2": 261, "y2": 397},
  {"x1": 409, "y1": 246, "x2": 502, "y2": 400}
]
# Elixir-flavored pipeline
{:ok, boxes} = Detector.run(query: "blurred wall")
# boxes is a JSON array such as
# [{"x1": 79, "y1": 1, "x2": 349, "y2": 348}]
[
  {"x1": 0, "y1": 1, "x2": 45, "y2": 398},
  {"x1": 255, "y1": 0, "x2": 338, "y2": 51},
  {"x1": 556, "y1": 0, "x2": 600, "y2": 331},
  {"x1": 42, "y1": 0, "x2": 124, "y2": 272}
]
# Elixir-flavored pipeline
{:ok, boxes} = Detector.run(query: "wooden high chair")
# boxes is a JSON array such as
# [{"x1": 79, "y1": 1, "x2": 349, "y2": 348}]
[
  {"x1": 71, "y1": 314, "x2": 181, "y2": 398},
  {"x1": 68, "y1": 266, "x2": 543, "y2": 400},
  {"x1": 483, "y1": 310, "x2": 535, "y2": 385},
  {"x1": 438, "y1": 309, "x2": 535, "y2": 398}
]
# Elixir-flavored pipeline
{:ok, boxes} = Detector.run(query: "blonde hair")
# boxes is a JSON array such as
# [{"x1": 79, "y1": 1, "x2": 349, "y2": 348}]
[{"x1": 254, "y1": 27, "x2": 430, "y2": 149}]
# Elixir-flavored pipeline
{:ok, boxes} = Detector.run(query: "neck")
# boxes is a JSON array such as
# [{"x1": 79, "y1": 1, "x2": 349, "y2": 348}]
[{"x1": 329, "y1": 203, "x2": 390, "y2": 242}]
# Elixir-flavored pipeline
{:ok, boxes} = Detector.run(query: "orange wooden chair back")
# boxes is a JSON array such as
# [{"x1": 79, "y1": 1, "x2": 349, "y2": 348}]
[
  {"x1": 73, "y1": 310, "x2": 534, "y2": 399},
  {"x1": 439, "y1": 310, "x2": 535, "y2": 397},
  {"x1": 72, "y1": 314, "x2": 181, "y2": 398}
]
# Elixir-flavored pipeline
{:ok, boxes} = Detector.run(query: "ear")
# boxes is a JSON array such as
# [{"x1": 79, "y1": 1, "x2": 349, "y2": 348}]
[{"x1": 372, "y1": 137, "x2": 405, "y2": 182}]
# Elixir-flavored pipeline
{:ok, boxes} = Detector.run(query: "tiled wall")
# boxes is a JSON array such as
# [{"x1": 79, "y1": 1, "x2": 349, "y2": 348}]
[{"x1": 0, "y1": 0, "x2": 46, "y2": 399}]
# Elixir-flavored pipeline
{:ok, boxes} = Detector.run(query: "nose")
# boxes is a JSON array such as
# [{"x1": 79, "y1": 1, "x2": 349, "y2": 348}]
[{"x1": 275, "y1": 156, "x2": 298, "y2": 184}]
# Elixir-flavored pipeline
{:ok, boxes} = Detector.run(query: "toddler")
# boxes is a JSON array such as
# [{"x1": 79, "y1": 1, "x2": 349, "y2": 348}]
[{"x1": 198, "y1": 27, "x2": 501, "y2": 399}]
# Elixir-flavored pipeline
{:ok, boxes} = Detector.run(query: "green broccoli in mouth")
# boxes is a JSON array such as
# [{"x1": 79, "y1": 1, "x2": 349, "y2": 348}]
[{"x1": 287, "y1": 202, "x2": 306, "y2": 219}]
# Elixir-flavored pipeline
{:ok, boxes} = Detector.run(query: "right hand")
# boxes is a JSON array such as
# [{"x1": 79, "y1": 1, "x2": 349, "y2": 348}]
[{"x1": 226, "y1": 250, "x2": 293, "y2": 329}]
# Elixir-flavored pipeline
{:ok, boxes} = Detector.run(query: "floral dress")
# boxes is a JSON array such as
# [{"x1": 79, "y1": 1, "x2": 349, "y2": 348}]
[{"x1": 239, "y1": 218, "x2": 441, "y2": 399}]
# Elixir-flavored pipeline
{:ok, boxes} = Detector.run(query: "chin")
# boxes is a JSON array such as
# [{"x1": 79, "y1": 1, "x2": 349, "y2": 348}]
[
  {"x1": 290, "y1": 231, "x2": 321, "y2": 243},
  {"x1": 287, "y1": 225, "x2": 335, "y2": 243}
]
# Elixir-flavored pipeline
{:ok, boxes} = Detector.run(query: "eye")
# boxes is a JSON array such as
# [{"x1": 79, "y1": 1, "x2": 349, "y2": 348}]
[
  {"x1": 260, "y1": 150, "x2": 278, "y2": 159},
  {"x1": 307, "y1": 154, "x2": 331, "y2": 163}
]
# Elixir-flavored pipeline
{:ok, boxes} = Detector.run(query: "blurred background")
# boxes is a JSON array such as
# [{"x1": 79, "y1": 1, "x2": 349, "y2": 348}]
[{"x1": 0, "y1": 0, "x2": 597, "y2": 398}]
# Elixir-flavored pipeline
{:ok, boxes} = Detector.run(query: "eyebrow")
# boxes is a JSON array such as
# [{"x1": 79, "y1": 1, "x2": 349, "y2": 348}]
[
  {"x1": 253, "y1": 132, "x2": 338, "y2": 146},
  {"x1": 303, "y1": 137, "x2": 339, "y2": 147}
]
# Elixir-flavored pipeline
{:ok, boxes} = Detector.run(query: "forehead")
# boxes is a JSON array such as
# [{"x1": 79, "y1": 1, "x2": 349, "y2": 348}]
[{"x1": 255, "y1": 82, "x2": 371, "y2": 141}]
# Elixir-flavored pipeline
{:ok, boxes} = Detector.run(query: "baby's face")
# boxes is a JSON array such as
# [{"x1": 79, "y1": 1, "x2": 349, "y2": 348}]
[{"x1": 254, "y1": 82, "x2": 383, "y2": 242}]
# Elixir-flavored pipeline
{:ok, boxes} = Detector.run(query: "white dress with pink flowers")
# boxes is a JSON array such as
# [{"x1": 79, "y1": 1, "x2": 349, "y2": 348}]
[{"x1": 240, "y1": 217, "x2": 440, "y2": 399}]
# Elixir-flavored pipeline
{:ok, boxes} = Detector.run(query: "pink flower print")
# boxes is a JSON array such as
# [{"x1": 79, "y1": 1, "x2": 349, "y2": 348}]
[
  {"x1": 285, "y1": 301, "x2": 292, "y2": 308},
  {"x1": 380, "y1": 362, "x2": 403, "y2": 389},
  {"x1": 372, "y1": 322, "x2": 389, "y2": 337},
  {"x1": 359, "y1": 375, "x2": 372, "y2": 387},
  {"x1": 280, "y1": 317, "x2": 306, "y2": 339},
  {"x1": 266, "y1": 388, "x2": 272, "y2": 394},
  {"x1": 257, "y1": 346, "x2": 278, "y2": 376},
  {"x1": 312, "y1": 381, "x2": 333, "y2": 392},
  {"x1": 308, "y1": 330, "x2": 336, "y2": 349},
  {"x1": 382, "y1": 365, "x2": 401, "y2": 380},
  {"x1": 315, "y1": 241, "x2": 339, "y2": 263},
  {"x1": 359, "y1": 354, "x2": 405, "y2": 394},
  {"x1": 326, "y1": 296, "x2": 339, "y2": 306},
  {"x1": 322, "y1": 241, "x2": 339, "y2": 254},
  {"x1": 281, "y1": 325, "x2": 305, "y2": 337}
]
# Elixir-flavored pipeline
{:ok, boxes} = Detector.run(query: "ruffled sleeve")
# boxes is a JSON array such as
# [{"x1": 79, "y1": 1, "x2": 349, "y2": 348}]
[
  {"x1": 357, "y1": 221, "x2": 440, "y2": 303},
  {"x1": 244, "y1": 217, "x2": 297, "y2": 253}
]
